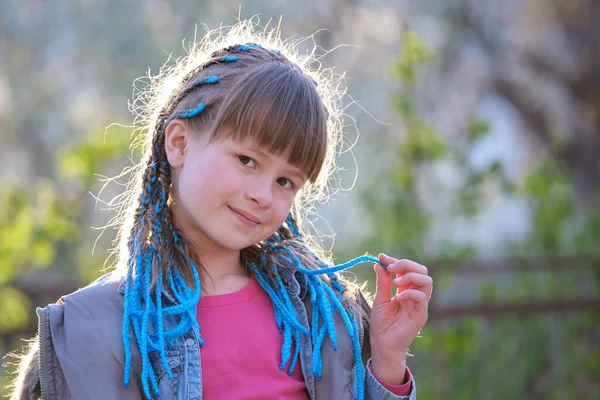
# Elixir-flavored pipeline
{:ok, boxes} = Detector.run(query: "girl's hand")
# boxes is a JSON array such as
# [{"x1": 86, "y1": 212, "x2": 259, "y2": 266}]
[{"x1": 369, "y1": 253, "x2": 432, "y2": 384}]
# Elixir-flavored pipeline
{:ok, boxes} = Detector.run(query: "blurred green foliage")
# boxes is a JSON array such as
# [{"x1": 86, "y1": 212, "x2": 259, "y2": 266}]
[
  {"x1": 0, "y1": 181, "x2": 78, "y2": 332},
  {"x1": 0, "y1": 124, "x2": 132, "y2": 355},
  {"x1": 358, "y1": 31, "x2": 600, "y2": 398},
  {"x1": 1, "y1": 27, "x2": 598, "y2": 399}
]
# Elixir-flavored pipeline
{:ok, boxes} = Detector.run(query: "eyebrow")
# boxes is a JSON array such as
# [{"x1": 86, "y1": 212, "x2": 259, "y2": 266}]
[{"x1": 247, "y1": 145, "x2": 307, "y2": 182}]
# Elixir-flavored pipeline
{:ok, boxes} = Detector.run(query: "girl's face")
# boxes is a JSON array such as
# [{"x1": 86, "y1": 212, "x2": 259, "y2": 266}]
[{"x1": 166, "y1": 121, "x2": 307, "y2": 254}]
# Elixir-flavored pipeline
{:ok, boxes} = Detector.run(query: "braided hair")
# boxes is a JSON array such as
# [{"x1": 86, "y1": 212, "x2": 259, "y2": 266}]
[{"x1": 114, "y1": 22, "x2": 381, "y2": 400}]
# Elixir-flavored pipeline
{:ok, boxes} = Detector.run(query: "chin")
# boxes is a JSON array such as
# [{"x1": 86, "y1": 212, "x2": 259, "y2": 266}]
[
  {"x1": 211, "y1": 225, "x2": 277, "y2": 251},
  {"x1": 215, "y1": 235, "x2": 261, "y2": 251}
]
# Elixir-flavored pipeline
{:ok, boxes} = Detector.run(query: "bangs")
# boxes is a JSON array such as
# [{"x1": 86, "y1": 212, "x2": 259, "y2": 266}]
[{"x1": 211, "y1": 62, "x2": 328, "y2": 182}]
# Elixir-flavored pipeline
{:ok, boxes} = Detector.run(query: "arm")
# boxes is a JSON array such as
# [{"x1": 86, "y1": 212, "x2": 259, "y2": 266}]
[
  {"x1": 357, "y1": 291, "x2": 416, "y2": 400},
  {"x1": 365, "y1": 360, "x2": 416, "y2": 400}
]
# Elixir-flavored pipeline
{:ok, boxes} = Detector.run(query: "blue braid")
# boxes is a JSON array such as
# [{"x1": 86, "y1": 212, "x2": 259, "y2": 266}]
[
  {"x1": 121, "y1": 241, "x2": 137, "y2": 388},
  {"x1": 123, "y1": 45, "x2": 377, "y2": 399},
  {"x1": 285, "y1": 213, "x2": 300, "y2": 236},
  {"x1": 288, "y1": 331, "x2": 301, "y2": 376},
  {"x1": 296, "y1": 255, "x2": 382, "y2": 276},
  {"x1": 250, "y1": 263, "x2": 310, "y2": 334},
  {"x1": 196, "y1": 75, "x2": 218, "y2": 85},
  {"x1": 303, "y1": 274, "x2": 338, "y2": 352},
  {"x1": 124, "y1": 214, "x2": 381, "y2": 400},
  {"x1": 122, "y1": 170, "x2": 203, "y2": 399},
  {"x1": 269, "y1": 255, "x2": 302, "y2": 370},
  {"x1": 154, "y1": 254, "x2": 172, "y2": 381},
  {"x1": 174, "y1": 44, "x2": 289, "y2": 121},
  {"x1": 235, "y1": 43, "x2": 263, "y2": 52},
  {"x1": 253, "y1": 213, "x2": 385, "y2": 400},
  {"x1": 250, "y1": 219, "x2": 384, "y2": 399},
  {"x1": 140, "y1": 249, "x2": 160, "y2": 398},
  {"x1": 179, "y1": 103, "x2": 205, "y2": 119}
]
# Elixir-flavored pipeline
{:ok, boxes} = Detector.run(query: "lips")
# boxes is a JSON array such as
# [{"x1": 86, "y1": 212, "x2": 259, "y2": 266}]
[{"x1": 229, "y1": 207, "x2": 261, "y2": 225}]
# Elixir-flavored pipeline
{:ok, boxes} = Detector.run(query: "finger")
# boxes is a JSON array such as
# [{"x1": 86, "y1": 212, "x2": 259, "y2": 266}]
[
  {"x1": 384, "y1": 258, "x2": 428, "y2": 276},
  {"x1": 393, "y1": 273, "x2": 433, "y2": 290},
  {"x1": 378, "y1": 253, "x2": 400, "y2": 267},
  {"x1": 372, "y1": 263, "x2": 393, "y2": 305},
  {"x1": 394, "y1": 288, "x2": 428, "y2": 304},
  {"x1": 394, "y1": 273, "x2": 433, "y2": 299}
]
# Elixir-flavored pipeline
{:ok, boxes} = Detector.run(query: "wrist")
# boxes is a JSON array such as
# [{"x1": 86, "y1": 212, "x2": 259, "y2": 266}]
[{"x1": 370, "y1": 356, "x2": 407, "y2": 386}]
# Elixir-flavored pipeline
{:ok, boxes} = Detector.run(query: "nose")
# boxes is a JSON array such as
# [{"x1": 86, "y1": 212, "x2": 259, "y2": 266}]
[{"x1": 245, "y1": 177, "x2": 274, "y2": 207}]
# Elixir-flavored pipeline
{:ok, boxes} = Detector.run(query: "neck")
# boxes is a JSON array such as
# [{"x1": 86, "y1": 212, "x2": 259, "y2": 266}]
[
  {"x1": 168, "y1": 200, "x2": 249, "y2": 294},
  {"x1": 197, "y1": 247, "x2": 246, "y2": 280},
  {"x1": 197, "y1": 249, "x2": 250, "y2": 295}
]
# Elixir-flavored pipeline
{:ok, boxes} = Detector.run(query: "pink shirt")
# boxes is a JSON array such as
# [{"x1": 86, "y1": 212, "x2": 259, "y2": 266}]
[{"x1": 196, "y1": 274, "x2": 411, "y2": 399}]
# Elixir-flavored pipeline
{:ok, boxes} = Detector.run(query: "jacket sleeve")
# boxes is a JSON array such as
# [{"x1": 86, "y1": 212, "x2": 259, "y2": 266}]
[
  {"x1": 357, "y1": 291, "x2": 417, "y2": 400},
  {"x1": 365, "y1": 359, "x2": 416, "y2": 400},
  {"x1": 6, "y1": 337, "x2": 42, "y2": 400}
]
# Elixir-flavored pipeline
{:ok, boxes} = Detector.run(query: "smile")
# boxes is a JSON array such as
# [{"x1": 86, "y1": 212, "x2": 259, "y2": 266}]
[{"x1": 229, "y1": 207, "x2": 260, "y2": 227}]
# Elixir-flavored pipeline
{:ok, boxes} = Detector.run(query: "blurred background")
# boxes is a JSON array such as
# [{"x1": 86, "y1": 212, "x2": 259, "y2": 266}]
[{"x1": 1, "y1": 0, "x2": 599, "y2": 398}]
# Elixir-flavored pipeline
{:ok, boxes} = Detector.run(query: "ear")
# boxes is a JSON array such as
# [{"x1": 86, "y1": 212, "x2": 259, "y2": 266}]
[{"x1": 164, "y1": 119, "x2": 189, "y2": 169}]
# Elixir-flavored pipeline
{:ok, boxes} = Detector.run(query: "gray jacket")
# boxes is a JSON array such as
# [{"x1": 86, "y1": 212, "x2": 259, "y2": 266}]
[{"x1": 11, "y1": 270, "x2": 416, "y2": 400}]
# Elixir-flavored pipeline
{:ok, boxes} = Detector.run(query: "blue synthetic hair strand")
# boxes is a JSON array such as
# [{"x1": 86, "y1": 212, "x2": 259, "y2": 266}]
[
  {"x1": 122, "y1": 221, "x2": 203, "y2": 398},
  {"x1": 249, "y1": 213, "x2": 385, "y2": 400},
  {"x1": 121, "y1": 138, "x2": 203, "y2": 399},
  {"x1": 196, "y1": 75, "x2": 219, "y2": 85},
  {"x1": 179, "y1": 103, "x2": 205, "y2": 119},
  {"x1": 122, "y1": 43, "x2": 289, "y2": 399},
  {"x1": 121, "y1": 42, "x2": 373, "y2": 400},
  {"x1": 124, "y1": 210, "x2": 380, "y2": 400}
]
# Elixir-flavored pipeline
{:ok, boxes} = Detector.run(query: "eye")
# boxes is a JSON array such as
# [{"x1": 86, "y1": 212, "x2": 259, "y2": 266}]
[
  {"x1": 277, "y1": 177, "x2": 293, "y2": 189},
  {"x1": 238, "y1": 155, "x2": 256, "y2": 168}
]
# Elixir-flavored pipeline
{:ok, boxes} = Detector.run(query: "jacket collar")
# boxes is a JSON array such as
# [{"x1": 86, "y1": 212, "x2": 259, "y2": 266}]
[{"x1": 116, "y1": 258, "x2": 309, "y2": 302}]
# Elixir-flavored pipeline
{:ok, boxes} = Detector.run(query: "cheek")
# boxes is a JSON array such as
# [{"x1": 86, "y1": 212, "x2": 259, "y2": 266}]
[
  {"x1": 272, "y1": 195, "x2": 295, "y2": 226},
  {"x1": 182, "y1": 160, "x2": 236, "y2": 198},
  {"x1": 212, "y1": 164, "x2": 247, "y2": 196},
  {"x1": 177, "y1": 166, "x2": 219, "y2": 212}
]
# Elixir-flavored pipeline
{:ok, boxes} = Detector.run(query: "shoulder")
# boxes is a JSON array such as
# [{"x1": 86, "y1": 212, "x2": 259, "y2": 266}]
[
  {"x1": 7, "y1": 271, "x2": 123, "y2": 400},
  {"x1": 36, "y1": 272, "x2": 143, "y2": 398},
  {"x1": 38, "y1": 271, "x2": 127, "y2": 360},
  {"x1": 40, "y1": 272, "x2": 122, "y2": 319},
  {"x1": 60, "y1": 271, "x2": 124, "y2": 306}
]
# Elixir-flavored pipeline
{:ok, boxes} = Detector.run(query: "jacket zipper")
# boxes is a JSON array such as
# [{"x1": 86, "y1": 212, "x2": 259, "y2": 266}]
[
  {"x1": 36, "y1": 307, "x2": 47, "y2": 399},
  {"x1": 358, "y1": 310, "x2": 365, "y2": 349}
]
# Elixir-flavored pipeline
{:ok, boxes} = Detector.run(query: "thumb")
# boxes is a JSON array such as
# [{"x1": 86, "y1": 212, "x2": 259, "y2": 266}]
[{"x1": 372, "y1": 262, "x2": 392, "y2": 306}]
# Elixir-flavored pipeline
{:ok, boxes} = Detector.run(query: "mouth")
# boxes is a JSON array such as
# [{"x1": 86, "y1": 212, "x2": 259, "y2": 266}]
[{"x1": 229, "y1": 207, "x2": 261, "y2": 226}]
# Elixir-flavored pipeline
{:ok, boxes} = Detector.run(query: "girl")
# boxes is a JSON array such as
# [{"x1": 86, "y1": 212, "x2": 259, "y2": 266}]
[{"x1": 9, "y1": 21, "x2": 432, "y2": 400}]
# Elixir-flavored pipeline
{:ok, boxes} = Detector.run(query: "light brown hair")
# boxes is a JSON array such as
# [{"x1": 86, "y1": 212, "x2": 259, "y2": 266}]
[{"x1": 109, "y1": 20, "x2": 348, "y2": 288}]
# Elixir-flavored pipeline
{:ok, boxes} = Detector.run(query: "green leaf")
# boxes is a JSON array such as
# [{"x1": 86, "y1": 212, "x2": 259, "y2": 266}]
[{"x1": 0, "y1": 285, "x2": 31, "y2": 333}]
